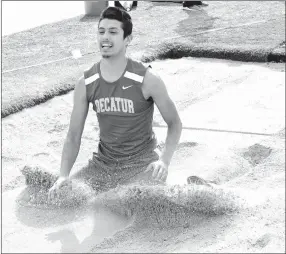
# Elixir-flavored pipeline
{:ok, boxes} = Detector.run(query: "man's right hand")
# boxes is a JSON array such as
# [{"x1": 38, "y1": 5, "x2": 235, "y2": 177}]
[{"x1": 48, "y1": 176, "x2": 71, "y2": 202}]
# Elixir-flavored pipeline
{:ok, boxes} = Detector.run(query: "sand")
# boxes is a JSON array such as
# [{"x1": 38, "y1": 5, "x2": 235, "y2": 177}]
[{"x1": 2, "y1": 57, "x2": 285, "y2": 253}]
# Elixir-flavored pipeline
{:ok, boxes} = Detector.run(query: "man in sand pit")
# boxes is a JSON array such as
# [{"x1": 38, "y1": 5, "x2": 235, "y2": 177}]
[{"x1": 47, "y1": 6, "x2": 182, "y2": 200}]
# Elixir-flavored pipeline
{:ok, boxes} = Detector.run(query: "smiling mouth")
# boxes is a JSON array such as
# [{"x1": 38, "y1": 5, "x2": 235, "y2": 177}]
[{"x1": 101, "y1": 43, "x2": 113, "y2": 49}]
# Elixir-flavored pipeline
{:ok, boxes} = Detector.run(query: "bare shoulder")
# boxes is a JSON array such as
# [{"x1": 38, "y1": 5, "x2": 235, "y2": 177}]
[
  {"x1": 142, "y1": 68, "x2": 167, "y2": 99},
  {"x1": 78, "y1": 76, "x2": 85, "y2": 85},
  {"x1": 143, "y1": 68, "x2": 164, "y2": 87},
  {"x1": 76, "y1": 76, "x2": 86, "y2": 89},
  {"x1": 73, "y1": 76, "x2": 88, "y2": 103},
  {"x1": 143, "y1": 67, "x2": 181, "y2": 126},
  {"x1": 68, "y1": 76, "x2": 89, "y2": 138}
]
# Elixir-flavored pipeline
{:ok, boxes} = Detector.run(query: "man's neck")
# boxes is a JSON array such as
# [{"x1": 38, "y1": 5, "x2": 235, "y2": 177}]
[{"x1": 101, "y1": 55, "x2": 128, "y2": 71}]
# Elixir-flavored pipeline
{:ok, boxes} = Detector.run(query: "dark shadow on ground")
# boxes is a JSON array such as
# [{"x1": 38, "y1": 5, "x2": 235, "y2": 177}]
[
  {"x1": 145, "y1": 1, "x2": 182, "y2": 11},
  {"x1": 80, "y1": 15, "x2": 100, "y2": 23},
  {"x1": 175, "y1": 8, "x2": 217, "y2": 44}
]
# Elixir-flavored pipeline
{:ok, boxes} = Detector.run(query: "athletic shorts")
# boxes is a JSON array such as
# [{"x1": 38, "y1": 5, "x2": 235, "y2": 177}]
[{"x1": 72, "y1": 148, "x2": 162, "y2": 193}]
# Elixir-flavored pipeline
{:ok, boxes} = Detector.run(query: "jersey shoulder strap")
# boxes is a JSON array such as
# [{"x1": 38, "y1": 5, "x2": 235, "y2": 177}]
[
  {"x1": 83, "y1": 63, "x2": 100, "y2": 86},
  {"x1": 83, "y1": 63, "x2": 100, "y2": 102},
  {"x1": 124, "y1": 58, "x2": 151, "y2": 84}
]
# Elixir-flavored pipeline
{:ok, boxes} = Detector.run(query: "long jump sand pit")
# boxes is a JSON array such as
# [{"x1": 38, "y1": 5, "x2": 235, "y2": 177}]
[{"x1": 2, "y1": 57, "x2": 285, "y2": 253}]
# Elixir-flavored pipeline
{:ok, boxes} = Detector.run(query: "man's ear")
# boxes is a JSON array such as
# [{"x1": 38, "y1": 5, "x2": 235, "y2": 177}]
[{"x1": 125, "y1": 34, "x2": 133, "y2": 46}]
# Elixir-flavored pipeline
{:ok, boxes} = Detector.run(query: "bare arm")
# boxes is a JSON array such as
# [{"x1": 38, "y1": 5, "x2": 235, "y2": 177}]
[
  {"x1": 59, "y1": 77, "x2": 89, "y2": 177},
  {"x1": 142, "y1": 68, "x2": 182, "y2": 167}
]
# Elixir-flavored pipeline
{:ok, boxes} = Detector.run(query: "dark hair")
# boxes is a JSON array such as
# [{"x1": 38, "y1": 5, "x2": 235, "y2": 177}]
[{"x1": 99, "y1": 7, "x2": 133, "y2": 39}]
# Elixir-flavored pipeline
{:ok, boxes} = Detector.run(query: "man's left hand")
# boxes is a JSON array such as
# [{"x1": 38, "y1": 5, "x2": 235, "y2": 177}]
[{"x1": 145, "y1": 160, "x2": 168, "y2": 182}]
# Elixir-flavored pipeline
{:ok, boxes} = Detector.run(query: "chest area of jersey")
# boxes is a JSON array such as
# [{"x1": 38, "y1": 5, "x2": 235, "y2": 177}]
[{"x1": 92, "y1": 80, "x2": 147, "y2": 114}]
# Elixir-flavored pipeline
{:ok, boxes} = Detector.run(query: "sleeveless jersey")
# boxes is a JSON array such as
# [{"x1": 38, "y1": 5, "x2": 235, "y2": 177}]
[{"x1": 83, "y1": 58, "x2": 157, "y2": 163}]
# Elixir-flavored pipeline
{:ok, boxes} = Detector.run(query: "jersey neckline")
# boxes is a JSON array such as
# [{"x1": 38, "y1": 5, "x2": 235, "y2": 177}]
[{"x1": 98, "y1": 58, "x2": 130, "y2": 85}]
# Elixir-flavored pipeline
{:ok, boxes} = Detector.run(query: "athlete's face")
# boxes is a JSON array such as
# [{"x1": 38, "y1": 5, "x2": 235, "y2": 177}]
[{"x1": 97, "y1": 19, "x2": 131, "y2": 58}]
